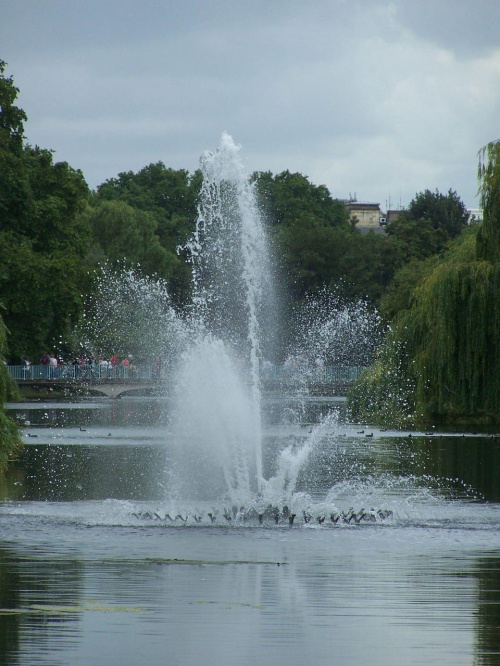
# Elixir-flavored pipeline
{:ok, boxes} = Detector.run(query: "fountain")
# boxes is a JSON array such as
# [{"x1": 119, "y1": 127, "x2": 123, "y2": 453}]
[
  {"x1": 167, "y1": 133, "x2": 271, "y2": 507},
  {"x1": 148, "y1": 133, "x2": 389, "y2": 525},
  {"x1": 77, "y1": 133, "x2": 394, "y2": 525}
]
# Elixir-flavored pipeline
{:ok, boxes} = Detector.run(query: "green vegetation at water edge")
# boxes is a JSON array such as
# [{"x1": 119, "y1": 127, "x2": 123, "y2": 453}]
[
  {"x1": 0, "y1": 314, "x2": 22, "y2": 471},
  {"x1": 348, "y1": 141, "x2": 500, "y2": 426}
]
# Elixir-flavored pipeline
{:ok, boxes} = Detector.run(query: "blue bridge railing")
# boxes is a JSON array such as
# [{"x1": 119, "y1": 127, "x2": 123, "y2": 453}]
[
  {"x1": 260, "y1": 365, "x2": 365, "y2": 382},
  {"x1": 6, "y1": 363, "x2": 365, "y2": 383},
  {"x1": 6, "y1": 364, "x2": 156, "y2": 381}
]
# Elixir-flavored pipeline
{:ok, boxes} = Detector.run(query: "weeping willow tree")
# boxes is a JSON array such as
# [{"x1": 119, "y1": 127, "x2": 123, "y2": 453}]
[
  {"x1": 401, "y1": 230, "x2": 500, "y2": 421},
  {"x1": 349, "y1": 140, "x2": 500, "y2": 424},
  {"x1": 0, "y1": 313, "x2": 22, "y2": 472},
  {"x1": 346, "y1": 329, "x2": 416, "y2": 427},
  {"x1": 477, "y1": 141, "x2": 500, "y2": 261}
]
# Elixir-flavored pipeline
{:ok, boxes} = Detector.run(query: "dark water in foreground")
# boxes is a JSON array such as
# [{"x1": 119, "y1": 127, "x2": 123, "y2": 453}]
[{"x1": 1, "y1": 397, "x2": 500, "y2": 665}]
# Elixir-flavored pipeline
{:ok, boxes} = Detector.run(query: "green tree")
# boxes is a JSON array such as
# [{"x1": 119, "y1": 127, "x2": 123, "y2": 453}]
[
  {"x1": 253, "y1": 170, "x2": 350, "y2": 230},
  {"x1": 0, "y1": 62, "x2": 91, "y2": 361},
  {"x1": 0, "y1": 231, "x2": 91, "y2": 361},
  {"x1": 22, "y1": 146, "x2": 89, "y2": 252},
  {"x1": 0, "y1": 60, "x2": 32, "y2": 232},
  {"x1": 385, "y1": 216, "x2": 443, "y2": 261},
  {"x1": 96, "y1": 163, "x2": 201, "y2": 249},
  {"x1": 337, "y1": 231, "x2": 403, "y2": 303},
  {"x1": 476, "y1": 141, "x2": 500, "y2": 261},
  {"x1": 386, "y1": 189, "x2": 469, "y2": 261},
  {"x1": 277, "y1": 216, "x2": 347, "y2": 297},
  {"x1": 0, "y1": 60, "x2": 25, "y2": 150},
  {"x1": 400, "y1": 230, "x2": 500, "y2": 422},
  {"x1": 349, "y1": 143, "x2": 500, "y2": 424},
  {"x1": 96, "y1": 163, "x2": 201, "y2": 303},
  {"x1": 405, "y1": 188, "x2": 469, "y2": 239},
  {"x1": 84, "y1": 200, "x2": 178, "y2": 278},
  {"x1": 0, "y1": 311, "x2": 22, "y2": 471},
  {"x1": 252, "y1": 170, "x2": 352, "y2": 298},
  {"x1": 379, "y1": 255, "x2": 440, "y2": 321}
]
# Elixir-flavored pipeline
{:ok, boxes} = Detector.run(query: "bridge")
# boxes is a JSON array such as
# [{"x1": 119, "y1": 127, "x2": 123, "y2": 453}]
[
  {"x1": 7, "y1": 364, "x2": 365, "y2": 399},
  {"x1": 7, "y1": 364, "x2": 161, "y2": 399}
]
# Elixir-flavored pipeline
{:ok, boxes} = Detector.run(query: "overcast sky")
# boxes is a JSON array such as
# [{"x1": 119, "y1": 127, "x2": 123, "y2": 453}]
[{"x1": 2, "y1": 0, "x2": 499, "y2": 209}]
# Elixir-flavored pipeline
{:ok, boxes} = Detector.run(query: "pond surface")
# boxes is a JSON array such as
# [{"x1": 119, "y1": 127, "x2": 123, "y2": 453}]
[{"x1": 1, "y1": 396, "x2": 500, "y2": 665}]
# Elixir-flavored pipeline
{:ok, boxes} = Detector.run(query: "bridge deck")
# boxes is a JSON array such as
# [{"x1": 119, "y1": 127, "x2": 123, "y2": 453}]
[{"x1": 8, "y1": 364, "x2": 364, "y2": 398}]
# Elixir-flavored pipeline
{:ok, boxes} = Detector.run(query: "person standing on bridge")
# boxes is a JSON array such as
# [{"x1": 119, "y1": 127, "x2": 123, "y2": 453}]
[
  {"x1": 128, "y1": 355, "x2": 137, "y2": 376},
  {"x1": 72, "y1": 357, "x2": 81, "y2": 378},
  {"x1": 120, "y1": 355, "x2": 130, "y2": 379},
  {"x1": 39, "y1": 352, "x2": 50, "y2": 378},
  {"x1": 109, "y1": 354, "x2": 118, "y2": 378},
  {"x1": 21, "y1": 356, "x2": 31, "y2": 379},
  {"x1": 49, "y1": 353, "x2": 58, "y2": 378},
  {"x1": 99, "y1": 357, "x2": 110, "y2": 378}
]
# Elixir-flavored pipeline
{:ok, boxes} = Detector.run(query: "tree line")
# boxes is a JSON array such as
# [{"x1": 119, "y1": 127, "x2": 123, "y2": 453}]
[
  {"x1": 1, "y1": 59, "x2": 495, "y2": 426},
  {"x1": 348, "y1": 143, "x2": 500, "y2": 425}
]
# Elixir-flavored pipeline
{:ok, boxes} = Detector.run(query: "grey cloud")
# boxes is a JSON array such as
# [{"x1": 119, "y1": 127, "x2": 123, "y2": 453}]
[
  {"x1": 1, "y1": 0, "x2": 498, "y2": 208},
  {"x1": 394, "y1": 0, "x2": 500, "y2": 57}
]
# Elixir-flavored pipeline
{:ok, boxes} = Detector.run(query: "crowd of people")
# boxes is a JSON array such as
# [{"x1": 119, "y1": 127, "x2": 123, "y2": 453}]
[
  {"x1": 19, "y1": 353, "x2": 142, "y2": 379},
  {"x1": 71, "y1": 354, "x2": 139, "y2": 378},
  {"x1": 17, "y1": 353, "x2": 330, "y2": 382}
]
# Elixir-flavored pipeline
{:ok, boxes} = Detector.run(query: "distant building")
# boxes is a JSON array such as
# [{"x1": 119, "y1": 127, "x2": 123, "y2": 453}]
[
  {"x1": 342, "y1": 198, "x2": 482, "y2": 230},
  {"x1": 343, "y1": 197, "x2": 387, "y2": 234},
  {"x1": 386, "y1": 209, "x2": 404, "y2": 224},
  {"x1": 467, "y1": 209, "x2": 484, "y2": 225}
]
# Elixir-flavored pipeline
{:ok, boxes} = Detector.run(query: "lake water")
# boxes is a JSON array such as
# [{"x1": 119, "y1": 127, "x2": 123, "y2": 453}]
[{"x1": 1, "y1": 396, "x2": 500, "y2": 665}]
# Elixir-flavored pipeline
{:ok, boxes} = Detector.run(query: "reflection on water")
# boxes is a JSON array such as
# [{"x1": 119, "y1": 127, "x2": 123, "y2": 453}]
[
  {"x1": 4, "y1": 444, "x2": 167, "y2": 502},
  {"x1": 1, "y1": 397, "x2": 500, "y2": 665},
  {"x1": 476, "y1": 559, "x2": 500, "y2": 661}
]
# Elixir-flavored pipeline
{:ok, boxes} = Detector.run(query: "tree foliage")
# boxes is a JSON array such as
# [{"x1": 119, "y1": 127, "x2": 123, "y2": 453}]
[
  {"x1": 346, "y1": 330, "x2": 416, "y2": 427},
  {"x1": 0, "y1": 61, "x2": 91, "y2": 362},
  {"x1": 95, "y1": 163, "x2": 202, "y2": 303},
  {"x1": 350, "y1": 144, "x2": 500, "y2": 424},
  {"x1": 405, "y1": 188, "x2": 469, "y2": 239},
  {"x1": 0, "y1": 310, "x2": 22, "y2": 471},
  {"x1": 253, "y1": 170, "x2": 350, "y2": 230},
  {"x1": 386, "y1": 189, "x2": 469, "y2": 262},
  {"x1": 402, "y1": 234, "x2": 500, "y2": 421},
  {"x1": 477, "y1": 141, "x2": 500, "y2": 261},
  {"x1": 252, "y1": 170, "x2": 353, "y2": 298},
  {"x1": 0, "y1": 60, "x2": 31, "y2": 231},
  {"x1": 84, "y1": 200, "x2": 178, "y2": 278},
  {"x1": 0, "y1": 231, "x2": 91, "y2": 361},
  {"x1": 0, "y1": 59, "x2": 26, "y2": 150},
  {"x1": 379, "y1": 255, "x2": 440, "y2": 321},
  {"x1": 336, "y1": 231, "x2": 402, "y2": 303},
  {"x1": 96, "y1": 163, "x2": 201, "y2": 245}
]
